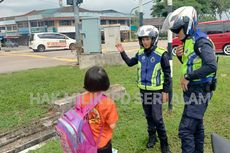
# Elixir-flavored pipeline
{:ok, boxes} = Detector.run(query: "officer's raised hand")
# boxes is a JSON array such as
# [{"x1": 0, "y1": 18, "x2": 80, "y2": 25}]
[{"x1": 115, "y1": 43, "x2": 125, "y2": 53}]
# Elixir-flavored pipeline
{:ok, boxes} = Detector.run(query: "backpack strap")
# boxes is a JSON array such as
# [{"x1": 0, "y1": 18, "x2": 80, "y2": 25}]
[
  {"x1": 76, "y1": 92, "x2": 106, "y2": 146},
  {"x1": 75, "y1": 92, "x2": 106, "y2": 117}
]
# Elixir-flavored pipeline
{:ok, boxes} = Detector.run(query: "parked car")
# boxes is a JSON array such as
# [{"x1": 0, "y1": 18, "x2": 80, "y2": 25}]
[
  {"x1": 172, "y1": 20, "x2": 230, "y2": 55},
  {"x1": 29, "y1": 33, "x2": 76, "y2": 52}
]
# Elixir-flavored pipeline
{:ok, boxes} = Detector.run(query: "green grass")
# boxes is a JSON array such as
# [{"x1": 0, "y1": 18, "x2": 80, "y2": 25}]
[{"x1": 0, "y1": 56, "x2": 230, "y2": 153}]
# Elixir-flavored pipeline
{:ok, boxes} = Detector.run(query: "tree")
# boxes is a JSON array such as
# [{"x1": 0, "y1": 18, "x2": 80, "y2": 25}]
[
  {"x1": 211, "y1": 0, "x2": 230, "y2": 19},
  {"x1": 151, "y1": 0, "x2": 218, "y2": 21},
  {"x1": 0, "y1": 0, "x2": 4, "y2": 3},
  {"x1": 151, "y1": 0, "x2": 168, "y2": 17}
]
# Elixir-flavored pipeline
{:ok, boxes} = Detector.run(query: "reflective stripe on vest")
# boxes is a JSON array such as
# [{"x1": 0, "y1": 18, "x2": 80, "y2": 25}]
[
  {"x1": 137, "y1": 47, "x2": 165, "y2": 91},
  {"x1": 182, "y1": 38, "x2": 214, "y2": 84}
]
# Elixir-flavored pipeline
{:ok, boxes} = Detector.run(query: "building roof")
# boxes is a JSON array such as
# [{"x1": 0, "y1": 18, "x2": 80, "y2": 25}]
[
  {"x1": 144, "y1": 17, "x2": 165, "y2": 26},
  {"x1": 0, "y1": 6, "x2": 129, "y2": 21}
]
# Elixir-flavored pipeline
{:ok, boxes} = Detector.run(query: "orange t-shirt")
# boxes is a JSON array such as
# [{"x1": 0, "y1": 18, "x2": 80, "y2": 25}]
[{"x1": 80, "y1": 92, "x2": 119, "y2": 149}]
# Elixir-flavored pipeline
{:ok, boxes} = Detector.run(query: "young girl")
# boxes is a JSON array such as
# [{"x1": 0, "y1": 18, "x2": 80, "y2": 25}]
[{"x1": 80, "y1": 66, "x2": 119, "y2": 153}]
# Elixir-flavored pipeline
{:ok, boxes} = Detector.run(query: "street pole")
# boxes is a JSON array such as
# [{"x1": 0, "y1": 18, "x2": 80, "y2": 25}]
[
  {"x1": 167, "y1": 0, "x2": 173, "y2": 111},
  {"x1": 129, "y1": 18, "x2": 132, "y2": 41},
  {"x1": 139, "y1": 0, "x2": 144, "y2": 26},
  {"x1": 73, "y1": 0, "x2": 81, "y2": 65},
  {"x1": 130, "y1": 0, "x2": 154, "y2": 41}
]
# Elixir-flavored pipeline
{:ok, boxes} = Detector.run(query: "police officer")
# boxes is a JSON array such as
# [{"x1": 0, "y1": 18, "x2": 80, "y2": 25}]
[
  {"x1": 116, "y1": 25, "x2": 171, "y2": 153},
  {"x1": 163, "y1": 6, "x2": 217, "y2": 153}
]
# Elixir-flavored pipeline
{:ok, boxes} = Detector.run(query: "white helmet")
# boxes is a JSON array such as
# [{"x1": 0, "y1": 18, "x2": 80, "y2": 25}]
[
  {"x1": 162, "y1": 6, "x2": 198, "y2": 36},
  {"x1": 137, "y1": 25, "x2": 159, "y2": 47}
]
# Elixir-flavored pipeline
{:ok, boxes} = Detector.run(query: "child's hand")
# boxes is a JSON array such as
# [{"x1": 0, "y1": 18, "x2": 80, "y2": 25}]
[
  {"x1": 115, "y1": 43, "x2": 124, "y2": 53},
  {"x1": 110, "y1": 123, "x2": 116, "y2": 129},
  {"x1": 162, "y1": 92, "x2": 169, "y2": 103}
]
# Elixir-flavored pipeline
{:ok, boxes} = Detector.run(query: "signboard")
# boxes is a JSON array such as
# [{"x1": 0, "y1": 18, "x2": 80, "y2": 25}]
[{"x1": 131, "y1": 25, "x2": 138, "y2": 31}]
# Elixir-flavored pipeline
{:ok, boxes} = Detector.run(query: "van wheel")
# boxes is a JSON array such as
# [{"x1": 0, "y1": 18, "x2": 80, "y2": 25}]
[
  {"x1": 172, "y1": 46, "x2": 178, "y2": 56},
  {"x1": 223, "y1": 44, "x2": 230, "y2": 55},
  {"x1": 69, "y1": 43, "x2": 76, "y2": 51},
  {"x1": 37, "y1": 45, "x2": 45, "y2": 52}
]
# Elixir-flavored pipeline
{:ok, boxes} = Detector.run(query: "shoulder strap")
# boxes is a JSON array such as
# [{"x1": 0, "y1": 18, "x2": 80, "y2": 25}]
[
  {"x1": 76, "y1": 92, "x2": 106, "y2": 145},
  {"x1": 155, "y1": 47, "x2": 166, "y2": 56},
  {"x1": 138, "y1": 48, "x2": 145, "y2": 54},
  {"x1": 194, "y1": 37, "x2": 219, "y2": 78},
  {"x1": 194, "y1": 37, "x2": 214, "y2": 57},
  {"x1": 75, "y1": 92, "x2": 106, "y2": 117}
]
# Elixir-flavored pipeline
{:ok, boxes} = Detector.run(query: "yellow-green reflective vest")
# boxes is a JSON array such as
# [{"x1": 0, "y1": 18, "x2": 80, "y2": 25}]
[{"x1": 182, "y1": 38, "x2": 214, "y2": 83}]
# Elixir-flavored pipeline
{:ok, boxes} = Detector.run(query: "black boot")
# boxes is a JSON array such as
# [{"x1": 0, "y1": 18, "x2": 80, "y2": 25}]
[
  {"x1": 147, "y1": 133, "x2": 158, "y2": 148},
  {"x1": 160, "y1": 139, "x2": 171, "y2": 153}
]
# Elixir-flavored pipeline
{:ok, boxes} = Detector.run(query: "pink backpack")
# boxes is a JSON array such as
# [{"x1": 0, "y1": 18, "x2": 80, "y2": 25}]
[{"x1": 55, "y1": 92, "x2": 105, "y2": 153}]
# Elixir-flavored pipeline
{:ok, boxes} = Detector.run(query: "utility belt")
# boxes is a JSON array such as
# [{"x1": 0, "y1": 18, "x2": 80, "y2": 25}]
[{"x1": 188, "y1": 78, "x2": 217, "y2": 92}]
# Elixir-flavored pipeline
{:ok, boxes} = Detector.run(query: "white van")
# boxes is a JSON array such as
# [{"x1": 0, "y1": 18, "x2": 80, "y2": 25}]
[{"x1": 29, "y1": 33, "x2": 76, "y2": 52}]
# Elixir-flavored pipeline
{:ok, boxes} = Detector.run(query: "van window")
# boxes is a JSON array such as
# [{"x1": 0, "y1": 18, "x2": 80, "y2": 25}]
[
  {"x1": 224, "y1": 22, "x2": 230, "y2": 32},
  {"x1": 205, "y1": 23, "x2": 224, "y2": 34},
  {"x1": 54, "y1": 34, "x2": 65, "y2": 39},
  {"x1": 37, "y1": 34, "x2": 66, "y2": 39},
  {"x1": 38, "y1": 34, "x2": 50, "y2": 39}
]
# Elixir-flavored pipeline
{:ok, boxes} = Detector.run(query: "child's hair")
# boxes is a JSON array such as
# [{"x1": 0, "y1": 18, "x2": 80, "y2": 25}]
[{"x1": 84, "y1": 66, "x2": 110, "y2": 92}]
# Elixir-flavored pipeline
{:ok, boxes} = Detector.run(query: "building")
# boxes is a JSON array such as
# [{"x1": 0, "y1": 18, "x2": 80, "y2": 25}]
[
  {"x1": 0, "y1": 6, "x2": 131, "y2": 45},
  {"x1": 144, "y1": 17, "x2": 165, "y2": 30}
]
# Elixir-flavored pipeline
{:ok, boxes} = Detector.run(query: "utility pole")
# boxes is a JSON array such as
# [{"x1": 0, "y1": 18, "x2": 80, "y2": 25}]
[
  {"x1": 72, "y1": 0, "x2": 82, "y2": 65},
  {"x1": 59, "y1": 0, "x2": 63, "y2": 7},
  {"x1": 130, "y1": 0, "x2": 154, "y2": 41},
  {"x1": 139, "y1": 0, "x2": 144, "y2": 26},
  {"x1": 167, "y1": 0, "x2": 173, "y2": 112}
]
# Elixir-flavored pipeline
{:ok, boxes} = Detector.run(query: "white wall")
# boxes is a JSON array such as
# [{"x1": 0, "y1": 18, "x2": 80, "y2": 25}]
[{"x1": 57, "y1": 26, "x2": 75, "y2": 33}]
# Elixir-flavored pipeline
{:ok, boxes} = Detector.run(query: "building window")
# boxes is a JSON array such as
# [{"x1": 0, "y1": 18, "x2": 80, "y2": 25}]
[
  {"x1": 13, "y1": 26, "x2": 17, "y2": 30},
  {"x1": 127, "y1": 20, "x2": 131, "y2": 26},
  {"x1": 109, "y1": 20, "x2": 118, "y2": 24},
  {"x1": 31, "y1": 21, "x2": 38, "y2": 27},
  {"x1": 59, "y1": 20, "x2": 72, "y2": 26},
  {"x1": 100, "y1": 20, "x2": 106, "y2": 25},
  {"x1": 18, "y1": 22, "x2": 24, "y2": 28},
  {"x1": 46, "y1": 21, "x2": 54, "y2": 27},
  {"x1": 38, "y1": 21, "x2": 45, "y2": 27},
  {"x1": 118, "y1": 20, "x2": 126, "y2": 25},
  {"x1": 6, "y1": 26, "x2": 12, "y2": 31},
  {"x1": 18, "y1": 22, "x2": 29, "y2": 28},
  {"x1": 0, "y1": 27, "x2": 5, "y2": 30}
]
